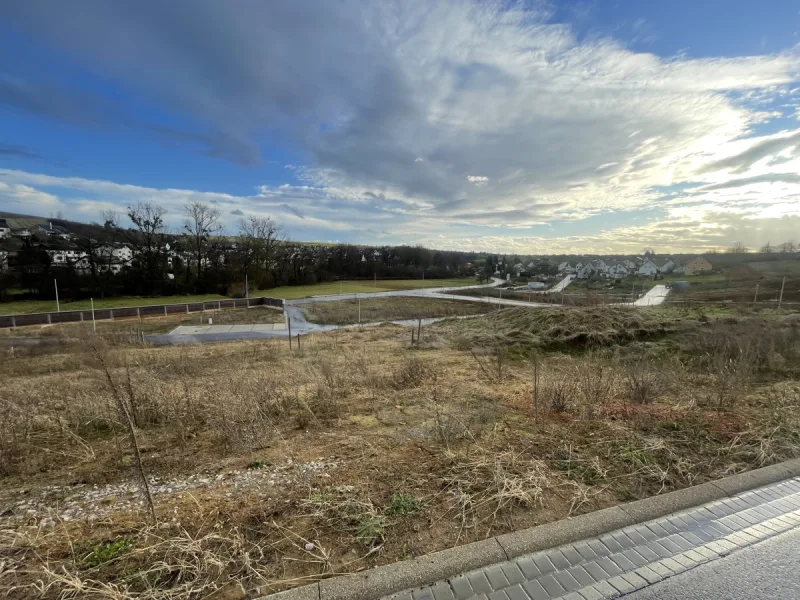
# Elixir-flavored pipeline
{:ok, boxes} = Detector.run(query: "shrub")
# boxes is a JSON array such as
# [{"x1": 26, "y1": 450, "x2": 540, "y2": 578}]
[
  {"x1": 623, "y1": 361, "x2": 662, "y2": 405},
  {"x1": 542, "y1": 377, "x2": 579, "y2": 413}
]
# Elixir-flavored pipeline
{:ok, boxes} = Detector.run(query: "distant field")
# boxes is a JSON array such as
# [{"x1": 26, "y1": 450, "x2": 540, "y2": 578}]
[
  {"x1": 301, "y1": 296, "x2": 488, "y2": 325},
  {"x1": 0, "y1": 293, "x2": 229, "y2": 316},
  {"x1": 259, "y1": 278, "x2": 477, "y2": 299},
  {"x1": 0, "y1": 279, "x2": 478, "y2": 315}
]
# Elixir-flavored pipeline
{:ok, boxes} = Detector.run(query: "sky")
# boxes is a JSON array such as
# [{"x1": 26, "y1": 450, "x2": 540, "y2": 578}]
[{"x1": 1, "y1": 0, "x2": 799, "y2": 254}]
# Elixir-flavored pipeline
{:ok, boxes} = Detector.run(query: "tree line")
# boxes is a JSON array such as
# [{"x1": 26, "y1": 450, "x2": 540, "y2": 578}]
[{"x1": 0, "y1": 201, "x2": 482, "y2": 302}]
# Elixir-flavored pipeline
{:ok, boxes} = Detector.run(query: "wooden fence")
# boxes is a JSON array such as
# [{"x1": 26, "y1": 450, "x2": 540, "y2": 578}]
[{"x1": 0, "y1": 296, "x2": 284, "y2": 329}]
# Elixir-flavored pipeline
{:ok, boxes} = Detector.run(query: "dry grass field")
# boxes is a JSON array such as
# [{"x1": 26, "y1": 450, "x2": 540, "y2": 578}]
[
  {"x1": 300, "y1": 296, "x2": 490, "y2": 325},
  {"x1": 1, "y1": 305, "x2": 800, "y2": 599}
]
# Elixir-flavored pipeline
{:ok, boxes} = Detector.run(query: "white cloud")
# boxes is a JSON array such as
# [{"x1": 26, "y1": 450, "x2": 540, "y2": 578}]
[
  {"x1": 1, "y1": 1, "x2": 800, "y2": 251},
  {"x1": 466, "y1": 175, "x2": 489, "y2": 184}
]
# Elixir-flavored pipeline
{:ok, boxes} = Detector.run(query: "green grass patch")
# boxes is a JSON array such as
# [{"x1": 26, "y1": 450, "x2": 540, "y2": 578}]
[
  {"x1": 0, "y1": 293, "x2": 228, "y2": 316},
  {"x1": 260, "y1": 278, "x2": 478, "y2": 299},
  {"x1": 385, "y1": 493, "x2": 421, "y2": 517},
  {"x1": 81, "y1": 536, "x2": 135, "y2": 568}
]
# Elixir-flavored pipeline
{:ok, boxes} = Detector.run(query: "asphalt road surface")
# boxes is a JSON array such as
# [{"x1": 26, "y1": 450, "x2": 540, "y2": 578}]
[{"x1": 625, "y1": 527, "x2": 800, "y2": 600}]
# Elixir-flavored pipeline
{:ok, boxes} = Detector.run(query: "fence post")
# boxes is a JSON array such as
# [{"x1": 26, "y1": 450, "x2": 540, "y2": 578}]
[
  {"x1": 297, "y1": 333, "x2": 301, "y2": 349},
  {"x1": 47, "y1": 313, "x2": 51, "y2": 325},
  {"x1": 110, "y1": 308, "x2": 114, "y2": 321},
  {"x1": 164, "y1": 304, "x2": 168, "y2": 316},
  {"x1": 11, "y1": 315, "x2": 16, "y2": 328},
  {"x1": 186, "y1": 303, "x2": 189, "y2": 314},
  {"x1": 753, "y1": 284, "x2": 759, "y2": 305},
  {"x1": 779, "y1": 277, "x2": 786, "y2": 309},
  {"x1": 137, "y1": 307, "x2": 141, "y2": 319},
  {"x1": 288, "y1": 317, "x2": 292, "y2": 349},
  {"x1": 80, "y1": 312, "x2": 84, "y2": 322}
]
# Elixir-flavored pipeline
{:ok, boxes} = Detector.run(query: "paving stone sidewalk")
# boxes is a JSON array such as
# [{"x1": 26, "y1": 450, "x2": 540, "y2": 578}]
[{"x1": 387, "y1": 477, "x2": 800, "y2": 600}]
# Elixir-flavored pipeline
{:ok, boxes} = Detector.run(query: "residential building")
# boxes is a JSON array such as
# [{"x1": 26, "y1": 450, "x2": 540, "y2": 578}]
[
  {"x1": 684, "y1": 256, "x2": 713, "y2": 275},
  {"x1": 0, "y1": 219, "x2": 10, "y2": 239},
  {"x1": 637, "y1": 259, "x2": 659, "y2": 276},
  {"x1": 576, "y1": 263, "x2": 596, "y2": 279},
  {"x1": 659, "y1": 259, "x2": 675, "y2": 274},
  {"x1": 623, "y1": 259, "x2": 637, "y2": 270}
]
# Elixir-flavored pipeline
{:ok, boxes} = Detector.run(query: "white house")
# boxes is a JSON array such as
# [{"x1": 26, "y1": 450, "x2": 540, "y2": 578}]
[
  {"x1": 558, "y1": 261, "x2": 570, "y2": 272},
  {"x1": 609, "y1": 263, "x2": 630, "y2": 278},
  {"x1": 594, "y1": 260, "x2": 610, "y2": 274},
  {"x1": 96, "y1": 245, "x2": 133, "y2": 265},
  {"x1": 659, "y1": 259, "x2": 675, "y2": 274},
  {"x1": 577, "y1": 263, "x2": 596, "y2": 279},
  {"x1": 637, "y1": 259, "x2": 659, "y2": 276},
  {"x1": 624, "y1": 259, "x2": 636, "y2": 270}
]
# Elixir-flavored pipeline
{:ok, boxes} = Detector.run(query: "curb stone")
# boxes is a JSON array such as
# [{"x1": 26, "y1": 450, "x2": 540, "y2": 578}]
[{"x1": 255, "y1": 458, "x2": 800, "y2": 600}]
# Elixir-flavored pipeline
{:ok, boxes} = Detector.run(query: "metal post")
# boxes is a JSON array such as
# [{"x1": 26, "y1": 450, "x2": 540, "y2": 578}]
[
  {"x1": 754, "y1": 284, "x2": 759, "y2": 305},
  {"x1": 54, "y1": 279, "x2": 60, "y2": 312},
  {"x1": 91, "y1": 297, "x2": 96, "y2": 332},
  {"x1": 358, "y1": 295, "x2": 361, "y2": 324},
  {"x1": 164, "y1": 304, "x2": 168, "y2": 316},
  {"x1": 137, "y1": 307, "x2": 141, "y2": 319},
  {"x1": 297, "y1": 333, "x2": 300, "y2": 349},
  {"x1": 245, "y1": 273, "x2": 249, "y2": 299},
  {"x1": 11, "y1": 315, "x2": 15, "y2": 328},
  {"x1": 778, "y1": 277, "x2": 786, "y2": 308},
  {"x1": 288, "y1": 317, "x2": 292, "y2": 349}
]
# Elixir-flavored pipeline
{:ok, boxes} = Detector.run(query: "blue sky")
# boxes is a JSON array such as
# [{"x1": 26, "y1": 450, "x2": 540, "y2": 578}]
[{"x1": 1, "y1": 0, "x2": 799, "y2": 253}]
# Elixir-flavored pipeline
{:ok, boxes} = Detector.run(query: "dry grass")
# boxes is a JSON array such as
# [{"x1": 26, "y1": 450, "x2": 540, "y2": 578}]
[
  {"x1": 1, "y1": 307, "x2": 799, "y2": 598},
  {"x1": 301, "y1": 296, "x2": 488, "y2": 325}
]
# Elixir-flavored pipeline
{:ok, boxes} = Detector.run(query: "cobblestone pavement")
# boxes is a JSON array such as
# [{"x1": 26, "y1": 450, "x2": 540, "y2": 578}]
[{"x1": 386, "y1": 477, "x2": 800, "y2": 600}]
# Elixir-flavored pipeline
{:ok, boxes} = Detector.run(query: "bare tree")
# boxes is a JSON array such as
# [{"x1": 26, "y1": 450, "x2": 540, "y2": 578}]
[
  {"x1": 759, "y1": 241, "x2": 774, "y2": 253},
  {"x1": 101, "y1": 209, "x2": 119, "y2": 229},
  {"x1": 778, "y1": 241, "x2": 797, "y2": 253},
  {"x1": 184, "y1": 201, "x2": 222, "y2": 278},
  {"x1": 237, "y1": 215, "x2": 283, "y2": 286},
  {"x1": 727, "y1": 241, "x2": 748, "y2": 254},
  {"x1": 642, "y1": 248, "x2": 655, "y2": 257},
  {"x1": 125, "y1": 202, "x2": 168, "y2": 292}
]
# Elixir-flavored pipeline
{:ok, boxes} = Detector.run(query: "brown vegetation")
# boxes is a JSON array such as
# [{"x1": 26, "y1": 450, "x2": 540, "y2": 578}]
[
  {"x1": 1, "y1": 306, "x2": 799, "y2": 598},
  {"x1": 300, "y1": 296, "x2": 489, "y2": 325}
]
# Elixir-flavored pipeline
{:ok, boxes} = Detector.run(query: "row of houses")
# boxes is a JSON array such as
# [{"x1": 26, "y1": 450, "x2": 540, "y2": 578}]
[
  {"x1": 0, "y1": 220, "x2": 75, "y2": 241},
  {"x1": 559, "y1": 256, "x2": 713, "y2": 279}
]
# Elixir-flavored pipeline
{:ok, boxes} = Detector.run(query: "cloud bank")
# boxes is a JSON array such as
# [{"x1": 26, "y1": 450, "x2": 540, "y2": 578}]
[{"x1": 1, "y1": 0, "x2": 799, "y2": 252}]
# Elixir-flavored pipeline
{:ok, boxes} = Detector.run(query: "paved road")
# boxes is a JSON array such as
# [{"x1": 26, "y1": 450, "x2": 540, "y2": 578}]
[
  {"x1": 147, "y1": 276, "x2": 670, "y2": 344},
  {"x1": 624, "y1": 527, "x2": 800, "y2": 599},
  {"x1": 387, "y1": 477, "x2": 800, "y2": 600},
  {"x1": 633, "y1": 285, "x2": 669, "y2": 307}
]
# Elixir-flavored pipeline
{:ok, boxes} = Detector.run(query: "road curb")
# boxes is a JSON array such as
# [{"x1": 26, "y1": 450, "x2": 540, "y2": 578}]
[{"x1": 254, "y1": 458, "x2": 800, "y2": 600}]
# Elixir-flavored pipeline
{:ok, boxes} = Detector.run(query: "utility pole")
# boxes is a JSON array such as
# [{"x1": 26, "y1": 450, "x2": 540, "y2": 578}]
[
  {"x1": 779, "y1": 276, "x2": 786, "y2": 309},
  {"x1": 54, "y1": 279, "x2": 60, "y2": 312}
]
